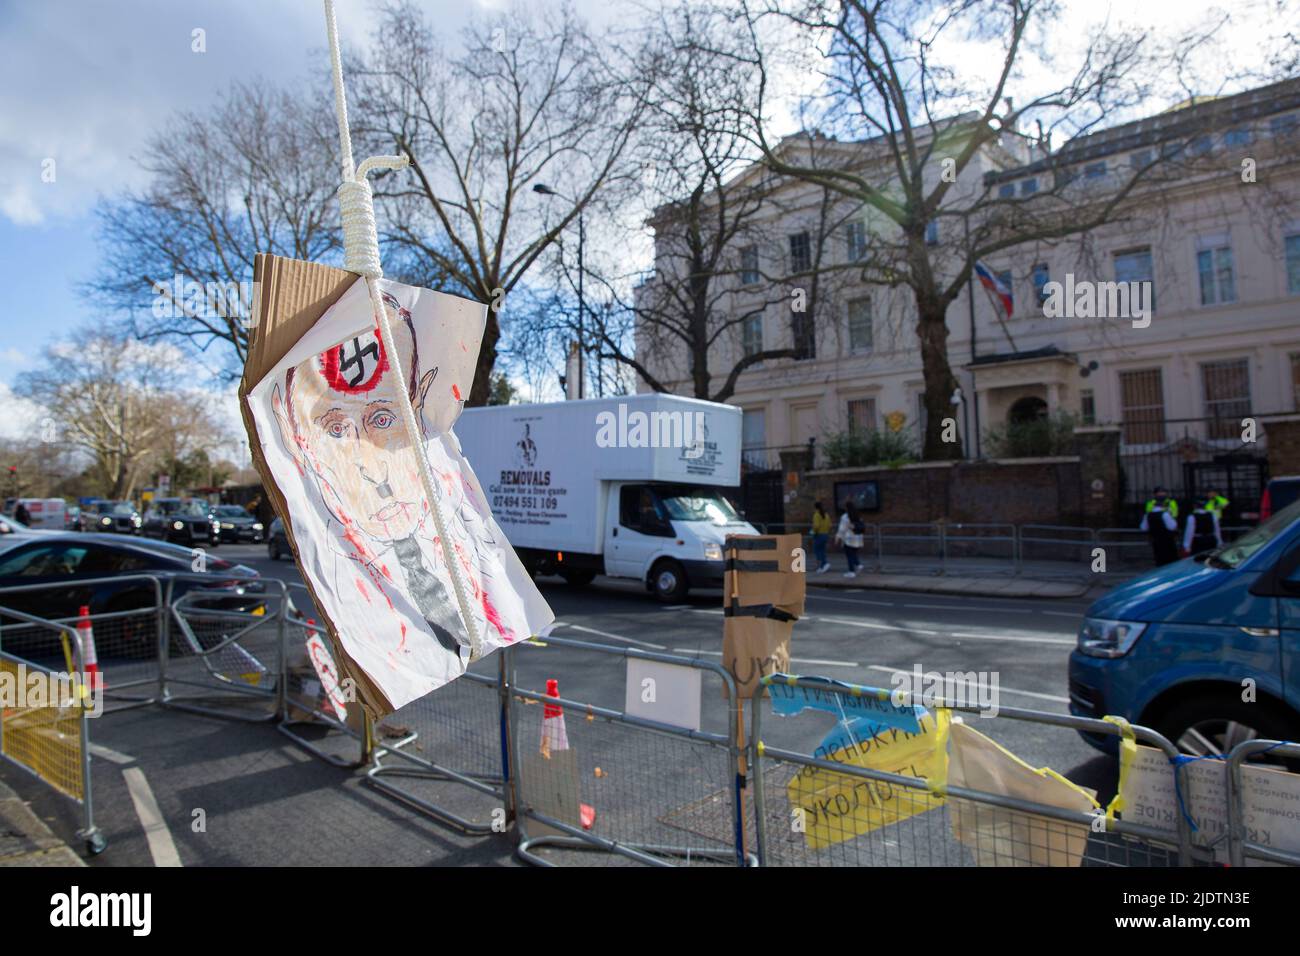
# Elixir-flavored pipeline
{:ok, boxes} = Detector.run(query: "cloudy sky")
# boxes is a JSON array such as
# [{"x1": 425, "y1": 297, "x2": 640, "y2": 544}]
[{"x1": 0, "y1": 0, "x2": 1292, "y2": 434}]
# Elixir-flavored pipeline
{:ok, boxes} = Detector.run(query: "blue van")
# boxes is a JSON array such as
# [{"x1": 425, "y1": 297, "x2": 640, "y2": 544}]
[{"x1": 1069, "y1": 501, "x2": 1300, "y2": 755}]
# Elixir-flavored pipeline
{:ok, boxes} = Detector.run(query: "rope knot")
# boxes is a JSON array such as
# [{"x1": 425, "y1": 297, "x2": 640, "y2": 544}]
[{"x1": 337, "y1": 178, "x2": 382, "y2": 278}]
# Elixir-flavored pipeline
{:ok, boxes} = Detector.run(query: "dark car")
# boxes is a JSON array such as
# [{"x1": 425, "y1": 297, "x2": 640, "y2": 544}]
[
  {"x1": 213, "y1": 504, "x2": 265, "y2": 543},
  {"x1": 0, "y1": 533, "x2": 264, "y2": 662},
  {"x1": 267, "y1": 517, "x2": 291, "y2": 561},
  {"x1": 80, "y1": 500, "x2": 142, "y2": 535},
  {"x1": 142, "y1": 497, "x2": 220, "y2": 547}
]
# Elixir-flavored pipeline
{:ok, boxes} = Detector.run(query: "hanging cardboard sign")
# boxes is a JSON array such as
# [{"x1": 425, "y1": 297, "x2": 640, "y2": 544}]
[{"x1": 241, "y1": 254, "x2": 554, "y2": 717}]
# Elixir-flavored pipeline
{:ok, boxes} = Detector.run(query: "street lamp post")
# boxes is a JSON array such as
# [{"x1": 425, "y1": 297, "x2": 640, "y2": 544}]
[{"x1": 533, "y1": 183, "x2": 585, "y2": 399}]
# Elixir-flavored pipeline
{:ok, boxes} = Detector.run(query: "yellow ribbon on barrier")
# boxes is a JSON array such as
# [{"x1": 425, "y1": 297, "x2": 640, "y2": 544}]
[
  {"x1": 1102, "y1": 714, "x2": 1137, "y2": 823},
  {"x1": 928, "y1": 707, "x2": 952, "y2": 798}
]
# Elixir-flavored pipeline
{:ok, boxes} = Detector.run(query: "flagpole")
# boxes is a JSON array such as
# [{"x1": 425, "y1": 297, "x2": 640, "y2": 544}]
[{"x1": 964, "y1": 217, "x2": 981, "y2": 459}]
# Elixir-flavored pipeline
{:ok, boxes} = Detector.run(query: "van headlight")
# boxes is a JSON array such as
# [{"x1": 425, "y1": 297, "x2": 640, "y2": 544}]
[
  {"x1": 172, "y1": 520, "x2": 184, "y2": 531},
  {"x1": 703, "y1": 542, "x2": 723, "y2": 561},
  {"x1": 1077, "y1": 618, "x2": 1147, "y2": 658}
]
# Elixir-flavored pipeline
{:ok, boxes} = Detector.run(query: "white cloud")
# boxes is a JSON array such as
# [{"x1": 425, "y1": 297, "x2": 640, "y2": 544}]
[{"x1": 0, "y1": 381, "x2": 44, "y2": 441}]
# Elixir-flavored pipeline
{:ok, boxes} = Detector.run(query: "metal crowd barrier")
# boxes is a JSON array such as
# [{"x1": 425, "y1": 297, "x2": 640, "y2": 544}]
[
  {"x1": 507, "y1": 634, "x2": 751, "y2": 867},
  {"x1": 161, "y1": 575, "x2": 288, "y2": 722},
  {"x1": 0, "y1": 633, "x2": 105, "y2": 855},
  {"x1": 1227, "y1": 740, "x2": 1300, "y2": 867},
  {"x1": 0, "y1": 575, "x2": 166, "y2": 712},
  {"x1": 750, "y1": 675, "x2": 1204, "y2": 868},
  {"x1": 363, "y1": 663, "x2": 503, "y2": 834},
  {"x1": 278, "y1": 613, "x2": 373, "y2": 769}
]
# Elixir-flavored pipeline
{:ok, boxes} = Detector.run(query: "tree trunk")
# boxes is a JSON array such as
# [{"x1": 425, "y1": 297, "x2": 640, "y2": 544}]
[
  {"x1": 467, "y1": 305, "x2": 501, "y2": 407},
  {"x1": 917, "y1": 294, "x2": 963, "y2": 460}
]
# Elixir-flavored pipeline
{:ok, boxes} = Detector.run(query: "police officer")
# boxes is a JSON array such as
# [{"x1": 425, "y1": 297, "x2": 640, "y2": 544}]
[
  {"x1": 1203, "y1": 489, "x2": 1229, "y2": 522},
  {"x1": 1140, "y1": 487, "x2": 1179, "y2": 566},
  {"x1": 1182, "y1": 496, "x2": 1223, "y2": 557}
]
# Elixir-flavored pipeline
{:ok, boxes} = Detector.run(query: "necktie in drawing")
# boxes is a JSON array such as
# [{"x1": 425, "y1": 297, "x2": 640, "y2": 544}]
[{"x1": 392, "y1": 535, "x2": 467, "y2": 654}]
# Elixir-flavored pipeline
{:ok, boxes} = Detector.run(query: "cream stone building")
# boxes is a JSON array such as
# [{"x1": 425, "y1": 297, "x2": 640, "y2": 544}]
[{"x1": 633, "y1": 78, "x2": 1300, "y2": 515}]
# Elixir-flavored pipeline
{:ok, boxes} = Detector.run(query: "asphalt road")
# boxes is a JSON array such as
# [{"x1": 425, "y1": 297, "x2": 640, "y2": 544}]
[{"x1": 3, "y1": 542, "x2": 1120, "y2": 867}]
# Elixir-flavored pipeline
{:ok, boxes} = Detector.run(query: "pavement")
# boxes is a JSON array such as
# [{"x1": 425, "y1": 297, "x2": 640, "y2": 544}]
[
  {"x1": 0, "y1": 779, "x2": 85, "y2": 867},
  {"x1": 0, "y1": 542, "x2": 1116, "y2": 867}
]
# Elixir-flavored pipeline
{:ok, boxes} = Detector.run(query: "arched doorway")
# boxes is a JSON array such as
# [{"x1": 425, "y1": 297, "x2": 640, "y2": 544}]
[{"x1": 1008, "y1": 396, "x2": 1048, "y2": 425}]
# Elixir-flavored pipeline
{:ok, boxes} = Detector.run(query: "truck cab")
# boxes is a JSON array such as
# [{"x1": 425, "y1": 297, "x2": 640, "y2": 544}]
[{"x1": 605, "y1": 482, "x2": 754, "y2": 601}]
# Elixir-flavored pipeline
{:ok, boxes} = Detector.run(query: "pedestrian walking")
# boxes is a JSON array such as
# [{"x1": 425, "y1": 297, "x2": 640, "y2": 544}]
[
  {"x1": 1139, "y1": 486, "x2": 1179, "y2": 566},
  {"x1": 1182, "y1": 496, "x2": 1223, "y2": 557},
  {"x1": 810, "y1": 501, "x2": 832, "y2": 573},
  {"x1": 835, "y1": 501, "x2": 865, "y2": 577},
  {"x1": 13, "y1": 501, "x2": 30, "y2": 526}
]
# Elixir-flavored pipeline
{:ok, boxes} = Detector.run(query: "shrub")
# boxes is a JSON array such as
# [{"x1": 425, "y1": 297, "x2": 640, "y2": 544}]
[
  {"x1": 822, "y1": 427, "x2": 918, "y2": 468},
  {"x1": 983, "y1": 411, "x2": 1078, "y2": 458}
]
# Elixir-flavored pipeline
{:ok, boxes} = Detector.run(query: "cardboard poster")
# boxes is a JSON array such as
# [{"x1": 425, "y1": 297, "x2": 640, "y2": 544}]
[
  {"x1": 721, "y1": 533, "x2": 804, "y2": 699},
  {"x1": 1120, "y1": 744, "x2": 1300, "y2": 864},
  {"x1": 242, "y1": 255, "x2": 553, "y2": 716}
]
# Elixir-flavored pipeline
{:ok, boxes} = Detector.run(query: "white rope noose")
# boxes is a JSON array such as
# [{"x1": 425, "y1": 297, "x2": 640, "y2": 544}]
[{"x1": 323, "y1": 0, "x2": 483, "y2": 662}]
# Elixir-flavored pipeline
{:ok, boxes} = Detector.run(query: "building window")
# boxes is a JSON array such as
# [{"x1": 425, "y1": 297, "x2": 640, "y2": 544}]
[
  {"x1": 791, "y1": 312, "x2": 815, "y2": 360},
  {"x1": 1291, "y1": 353, "x2": 1300, "y2": 410},
  {"x1": 915, "y1": 392, "x2": 929, "y2": 444},
  {"x1": 998, "y1": 182, "x2": 1015, "y2": 199},
  {"x1": 1271, "y1": 114, "x2": 1299, "y2": 140},
  {"x1": 845, "y1": 221, "x2": 867, "y2": 261},
  {"x1": 1223, "y1": 128, "x2": 1252, "y2": 148},
  {"x1": 847, "y1": 398, "x2": 877, "y2": 436},
  {"x1": 925, "y1": 220, "x2": 939, "y2": 246},
  {"x1": 1032, "y1": 262, "x2": 1050, "y2": 306},
  {"x1": 1286, "y1": 234, "x2": 1300, "y2": 295},
  {"x1": 1131, "y1": 149, "x2": 1153, "y2": 170},
  {"x1": 1197, "y1": 242, "x2": 1236, "y2": 305},
  {"x1": 1114, "y1": 247, "x2": 1155, "y2": 313},
  {"x1": 1187, "y1": 134, "x2": 1213, "y2": 156},
  {"x1": 1084, "y1": 161, "x2": 1107, "y2": 180},
  {"x1": 1019, "y1": 177, "x2": 1038, "y2": 196},
  {"x1": 847, "y1": 297, "x2": 873, "y2": 352},
  {"x1": 788, "y1": 231, "x2": 811, "y2": 274},
  {"x1": 739, "y1": 245, "x2": 760, "y2": 285},
  {"x1": 741, "y1": 313, "x2": 763, "y2": 358},
  {"x1": 1080, "y1": 389, "x2": 1096, "y2": 426},
  {"x1": 1119, "y1": 367, "x2": 1165, "y2": 445},
  {"x1": 741, "y1": 408, "x2": 767, "y2": 467},
  {"x1": 1202, "y1": 358, "x2": 1251, "y2": 440}
]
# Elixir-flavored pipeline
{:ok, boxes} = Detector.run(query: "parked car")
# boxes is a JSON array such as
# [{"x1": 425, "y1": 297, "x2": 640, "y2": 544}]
[
  {"x1": 142, "y1": 497, "x2": 220, "y2": 547},
  {"x1": 79, "y1": 500, "x2": 142, "y2": 535},
  {"x1": 0, "y1": 533, "x2": 263, "y2": 661},
  {"x1": 1070, "y1": 498, "x2": 1300, "y2": 756},
  {"x1": 213, "y1": 504, "x2": 264, "y2": 543},
  {"x1": 267, "y1": 517, "x2": 291, "y2": 561},
  {"x1": 1259, "y1": 475, "x2": 1300, "y2": 522}
]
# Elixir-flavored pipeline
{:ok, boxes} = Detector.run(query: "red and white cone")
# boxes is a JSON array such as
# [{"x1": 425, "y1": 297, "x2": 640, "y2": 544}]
[
  {"x1": 77, "y1": 605, "x2": 102, "y2": 693},
  {"x1": 540, "y1": 678, "x2": 569, "y2": 758}
]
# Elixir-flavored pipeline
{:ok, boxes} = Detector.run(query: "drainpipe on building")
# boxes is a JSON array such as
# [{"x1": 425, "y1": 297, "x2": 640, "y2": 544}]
[{"x1": 964, "y1": 216, "x2": 981, "y2": 459}]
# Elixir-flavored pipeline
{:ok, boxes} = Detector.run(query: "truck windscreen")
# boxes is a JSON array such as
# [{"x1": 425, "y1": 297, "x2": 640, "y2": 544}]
[{"x1": 656, "y1": 487, "x2": 741, "y2": 524}]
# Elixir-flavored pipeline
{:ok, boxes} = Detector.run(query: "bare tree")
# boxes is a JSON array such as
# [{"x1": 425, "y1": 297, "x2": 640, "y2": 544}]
[
  {"x1": 350, "y1": 0, "x2": 652, "y2": 405},
  {"x1": 89, "y1": 83, "x2": 342, "y2": 370},
  {"x1": 732, "y1": 0, "x2": 1225, "y2": 458},
  {"x1": 15, "y1": 331, "x2": 233, "y2": 500}
]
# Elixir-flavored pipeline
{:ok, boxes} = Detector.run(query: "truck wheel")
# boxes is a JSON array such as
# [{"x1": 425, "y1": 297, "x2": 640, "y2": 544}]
[
  {"x1": 650, "y1": 560, "x2": 688, "y2": 603},
  {"x1": 1154, "y1": 697, "x2": 1293, "y2": 757},
  {"x1": 560, "y1": 569, "x2": 597, "y2": 587}
]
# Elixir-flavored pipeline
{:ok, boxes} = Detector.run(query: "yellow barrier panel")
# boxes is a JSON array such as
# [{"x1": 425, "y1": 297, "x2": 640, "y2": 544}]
[{"x1": 0, "y1": 658, "x2": 86, "y2": 802}]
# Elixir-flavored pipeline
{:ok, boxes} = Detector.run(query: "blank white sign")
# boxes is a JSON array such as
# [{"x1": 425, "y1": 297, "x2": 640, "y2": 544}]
[{"x1": 625, "y1": 659, "x2": 702, "y2": 732}]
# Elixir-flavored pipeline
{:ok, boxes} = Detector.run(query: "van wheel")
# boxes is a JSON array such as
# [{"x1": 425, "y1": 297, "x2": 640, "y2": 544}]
[
  {"x1": 560, "y1": 570, "x2": 597, "y2": 587},
  {"x1": 650, "y1": 560, "x2": 688, "y2": 603},
  {"x1": 268, "y1": 539, "x2": 281, "y2": 561},
  {"x1": 1154, "y1": 697, "x2": 1293, "y2": 757}
]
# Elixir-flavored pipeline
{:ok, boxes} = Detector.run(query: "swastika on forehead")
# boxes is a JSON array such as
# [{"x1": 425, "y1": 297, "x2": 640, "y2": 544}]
[{"x1": 319, "y1": 328, "x2": 390, "y2": 394}]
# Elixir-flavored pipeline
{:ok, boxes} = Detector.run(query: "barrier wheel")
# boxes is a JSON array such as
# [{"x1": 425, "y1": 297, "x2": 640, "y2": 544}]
[{"x1": 85, "y1": 832, "x2": 107, "y2": 856}]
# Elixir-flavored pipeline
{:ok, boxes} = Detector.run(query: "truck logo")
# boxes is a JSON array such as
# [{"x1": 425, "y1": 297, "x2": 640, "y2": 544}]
[{"x1": 516, "y1": 423, "x2": 538, "y2": 466}]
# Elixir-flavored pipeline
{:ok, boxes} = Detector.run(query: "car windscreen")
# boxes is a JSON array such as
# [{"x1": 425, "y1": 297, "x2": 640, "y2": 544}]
[
  {"x1": 1215, "y1": 499, "x2": 1300, "y2": 568},
  {"x1": 216, "y1": 506, "x2": 247, "y2": 517},
  {"x1": 107, "y1": 502, "x2": 135, "y2": 515},
  {"x1": 656, "y1": 486, "x2": 742, "y2": 524},
  {"x1": 178, "y1": 501, "x2": 211, "y2": 517}
]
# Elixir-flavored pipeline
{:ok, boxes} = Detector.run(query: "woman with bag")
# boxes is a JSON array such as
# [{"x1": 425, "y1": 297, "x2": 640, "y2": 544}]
[{"x1": 835, "y1": 501, "x2": 865, "y2": 577}]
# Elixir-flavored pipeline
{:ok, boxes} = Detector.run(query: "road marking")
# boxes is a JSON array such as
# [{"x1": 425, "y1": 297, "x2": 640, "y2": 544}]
[
  {"x1": 949, "y1": 631, "x2": 1075, "y2": 646},
  {"x1": 816, "y1": 617, "x2": 940, "y2": 635},
  {"x1": 660, "y1": 604, "x2": 693, "y2": 610},
  {"x1": 864, "y1": 666, "x2": 1070, "y2": 704},
  {"x1": 671, "y1": 648, "x2": 858, "y2": 668},
  {"x1": 813, "y1": 615, "x2": 1072, "y2": 646},
  {"x1": 903, "y1": 603, "x2": 1032, "y2": 614},
  {"x1": 1041, "y1": 610, "x2": 1085, "y2": 619},
  {"x1": 89, "y1": 743, "x2": 135, "y2": 766},
  {"x1": 122, "y1": 766, "x2": 182, "y2": 868},
  {"x1": 804, "y1": 593, "x2": 896, "y2": 607},
  {"x1": 552, "y1": 623, "x2": 667, "y2": 650}
]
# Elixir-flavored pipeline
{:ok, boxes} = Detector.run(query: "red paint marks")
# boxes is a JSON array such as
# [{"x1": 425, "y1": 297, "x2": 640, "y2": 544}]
[
  {"x1": 398, "y1": 621, "x2": 407, "y2": 652},
  {"x1": 451, "y1": 383, "x2": 462, "y2": 401},
  {"x1": 356, "y1": 577, "x2": 371, "y2": 603}
]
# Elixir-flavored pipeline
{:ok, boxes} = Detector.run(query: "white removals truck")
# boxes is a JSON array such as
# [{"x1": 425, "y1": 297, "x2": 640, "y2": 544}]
[{"x1": 457, "y1": 393, "x2": 758, "y2": 602}]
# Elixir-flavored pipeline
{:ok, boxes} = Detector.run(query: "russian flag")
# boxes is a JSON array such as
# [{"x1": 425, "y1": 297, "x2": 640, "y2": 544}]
[{"x1": 974, "y1": 261, "x2": 1013, "y2": 319}]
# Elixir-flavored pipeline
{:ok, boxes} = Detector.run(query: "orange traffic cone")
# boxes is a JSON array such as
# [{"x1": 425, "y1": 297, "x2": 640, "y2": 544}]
[
  {"x1": 77, "y1": 605, "x2": 102, "y2": 693},
  {"x1": 540, "y1": 678, "x2": 568, "y2": 758}
]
